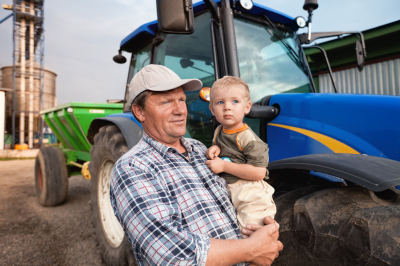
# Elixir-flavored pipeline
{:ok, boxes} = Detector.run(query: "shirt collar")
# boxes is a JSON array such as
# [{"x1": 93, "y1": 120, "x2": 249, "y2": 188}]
[
  {"x1": 142, "y1": 132, "x2": 199, "y2": 156},
  {"x1": 222, "y1": 123, "x2": 249, "y2": 134}
]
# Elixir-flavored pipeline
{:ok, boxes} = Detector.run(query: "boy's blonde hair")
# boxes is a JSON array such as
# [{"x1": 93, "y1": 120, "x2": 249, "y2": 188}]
[{"x1": 210, "y1": 76, "x2": 251, "y2": 104}]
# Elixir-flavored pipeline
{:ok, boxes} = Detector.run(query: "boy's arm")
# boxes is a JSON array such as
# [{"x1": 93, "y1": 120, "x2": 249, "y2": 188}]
[
  {"x1": 206, "y1": 125, "x2": 223, "y2": 160},
  {"x1": 206, "y1": 129, "x2": 269, "y2": 181},
  {"x1": 206, "y1": 158, "x2": 266, "y2": 181}
]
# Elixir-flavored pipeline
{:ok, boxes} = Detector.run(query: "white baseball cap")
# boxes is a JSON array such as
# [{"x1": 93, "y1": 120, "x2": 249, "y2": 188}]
[{"x1": 128, "y1": 64, "x2": 203, "y2": 104}]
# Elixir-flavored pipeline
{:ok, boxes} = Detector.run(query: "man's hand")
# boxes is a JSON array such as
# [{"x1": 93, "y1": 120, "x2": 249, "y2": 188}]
[
  {"x1": 206, "y1": 217, "x2": 282, "y2": 266},
  {"x1": 246, "y1": 222, "x2": 283, "y2": 266},
  {"x1": 206, "y1": 157, "x2": 225, "y2": 174},
  {"x1": 206, "y1": 145, "x2": 221, "y2": 160},
  {"x1": 242, "y1": 217, "x2": 278, "y2": 239}
]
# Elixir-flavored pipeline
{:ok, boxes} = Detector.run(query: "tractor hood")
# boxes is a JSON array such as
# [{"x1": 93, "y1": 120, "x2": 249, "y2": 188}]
[{"x1": 267, "y1": 93, "x2": 400, "y2": 162}]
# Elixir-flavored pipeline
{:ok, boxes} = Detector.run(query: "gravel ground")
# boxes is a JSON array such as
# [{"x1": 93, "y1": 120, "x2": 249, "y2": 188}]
[{"x1": 0, "y1": 159, "x2": 105, "y2": 266}]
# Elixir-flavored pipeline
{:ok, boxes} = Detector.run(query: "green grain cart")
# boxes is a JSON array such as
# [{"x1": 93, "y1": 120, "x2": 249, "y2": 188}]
[{"x1": 35, "y1": 102, "x2": 123, "y2": 206}]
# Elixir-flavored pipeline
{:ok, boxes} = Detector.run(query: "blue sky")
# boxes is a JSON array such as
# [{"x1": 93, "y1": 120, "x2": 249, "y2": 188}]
[{"x1": 0, "y1": 0, "x2": 399, "y2": 105}]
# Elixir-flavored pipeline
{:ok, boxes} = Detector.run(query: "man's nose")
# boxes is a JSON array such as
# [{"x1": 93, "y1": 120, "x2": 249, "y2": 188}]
[{"x1": 173, "y1": 101, "x2": 186, "y2": 115}]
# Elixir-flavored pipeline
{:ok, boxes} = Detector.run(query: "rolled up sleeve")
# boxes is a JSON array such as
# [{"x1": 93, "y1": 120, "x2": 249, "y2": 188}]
[
  {"x1": 242, "y1": 140, "x2": 269, "y2": 168},
  {"x1": 110, "y1": 160, "x2": 211, "y2": 266}
]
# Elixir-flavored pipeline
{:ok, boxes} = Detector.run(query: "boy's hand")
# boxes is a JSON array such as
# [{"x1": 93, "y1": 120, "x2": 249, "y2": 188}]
[
  {"x1": 206, "y1": 157, "x2": 226, "y2": 174},
  {"x1": 206, "y1": 145, "x2": 221, "y2": 160}
]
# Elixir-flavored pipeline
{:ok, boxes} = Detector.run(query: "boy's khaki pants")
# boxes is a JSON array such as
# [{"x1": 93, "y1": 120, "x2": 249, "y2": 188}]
[{"x1": 227, "y1": 180, "x2": 276, "y2": 232}]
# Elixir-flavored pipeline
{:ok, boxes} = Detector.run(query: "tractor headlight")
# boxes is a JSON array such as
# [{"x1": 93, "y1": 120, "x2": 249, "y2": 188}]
[
  {"x1": 239, "y1": 0, "x2": 253, "y2": 10},
  {"x1": 295, "y1": 16, "x2": 307, "y2": 28}
]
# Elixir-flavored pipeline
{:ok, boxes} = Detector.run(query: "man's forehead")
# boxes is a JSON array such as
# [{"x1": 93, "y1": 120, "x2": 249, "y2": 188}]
[{"x1": 151, "y1": 87, "x2": 185, "y2": 98}]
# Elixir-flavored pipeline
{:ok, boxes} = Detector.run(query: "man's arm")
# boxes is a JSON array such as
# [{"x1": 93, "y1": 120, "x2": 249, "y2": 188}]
[
  {"x1": 206, "y1": 222, "x2": 283, "y2": 266},
  {"x1": 110, "y1": 163, "x2": 211, "y2": 265}
]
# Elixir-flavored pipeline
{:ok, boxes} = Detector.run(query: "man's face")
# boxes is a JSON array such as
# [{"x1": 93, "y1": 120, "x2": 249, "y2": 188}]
[
  {"x1": 136, "y1": 87, "x2": 187, "y2": 144},
  {"x1": 209, "y1": 85, "x2": 251, "y2": 130}
]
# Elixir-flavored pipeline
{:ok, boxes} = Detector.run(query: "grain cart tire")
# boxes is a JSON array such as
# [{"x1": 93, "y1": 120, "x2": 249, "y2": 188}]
[
  {"x1": 273, "y1": 186, "x2": 400, "y2": 266},
  {"x1": 34, "y1": 146, "x2": 69, "y2": 206},
  {"x1": 89, "y1": 125, "x2": 137, "y2": 266}
]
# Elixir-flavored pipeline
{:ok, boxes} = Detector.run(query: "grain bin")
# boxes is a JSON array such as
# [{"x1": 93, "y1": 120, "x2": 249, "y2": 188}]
[{"x1": 1, "y1": 64, "x2": 57, "y2": 144}]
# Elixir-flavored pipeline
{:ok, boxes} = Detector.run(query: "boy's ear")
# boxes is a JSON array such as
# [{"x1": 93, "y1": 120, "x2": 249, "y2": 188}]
[
  {"x1": 244, "y1": 100, "x2": 252, "y2": 115},
  {"x1": 209, "y1": 104, "x2": 215, "y2": 116}
]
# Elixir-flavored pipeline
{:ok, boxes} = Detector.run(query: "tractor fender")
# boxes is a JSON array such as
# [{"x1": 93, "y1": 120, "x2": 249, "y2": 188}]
[
  {"x1": 88, "y1": 113, "x2": 143, "y2": 149},
  {"x1": 268, "y1": 153, "x2": 400, "y2": 192}
]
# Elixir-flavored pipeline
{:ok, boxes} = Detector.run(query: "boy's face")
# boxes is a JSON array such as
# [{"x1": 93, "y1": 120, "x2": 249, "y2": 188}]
[{"x1": 209, "y1": 85, "x2": 252, "y2": 130}]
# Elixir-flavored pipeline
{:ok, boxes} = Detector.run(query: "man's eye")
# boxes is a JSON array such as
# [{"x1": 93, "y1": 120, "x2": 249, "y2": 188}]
[
  {"x1": 217, "y1": 101, "x2": 223, "y2": 104},
  {"x1": 233, "y1": 100, "x2": 238, "y2": 103}
]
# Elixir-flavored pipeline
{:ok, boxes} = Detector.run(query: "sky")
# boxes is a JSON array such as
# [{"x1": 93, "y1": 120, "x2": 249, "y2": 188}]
[{"x1": 0, "y1": 0, "x2": 399, "y2": 105}]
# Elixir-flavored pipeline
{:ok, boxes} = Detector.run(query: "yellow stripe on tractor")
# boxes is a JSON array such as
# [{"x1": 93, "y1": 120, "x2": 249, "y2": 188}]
[{"x1": 269, "y1": 123, "x2": 360, "y2": 154}]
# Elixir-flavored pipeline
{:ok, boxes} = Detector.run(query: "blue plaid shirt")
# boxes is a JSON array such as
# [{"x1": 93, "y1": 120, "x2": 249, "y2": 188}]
[{"x1": 110, "y1": 133, "x2": 244, "y2": 266}]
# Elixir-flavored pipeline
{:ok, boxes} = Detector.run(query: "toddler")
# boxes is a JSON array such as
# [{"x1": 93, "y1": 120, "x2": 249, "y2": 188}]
[{"x1": 205, "y1": 76, "x2": 276, "y2": 233}]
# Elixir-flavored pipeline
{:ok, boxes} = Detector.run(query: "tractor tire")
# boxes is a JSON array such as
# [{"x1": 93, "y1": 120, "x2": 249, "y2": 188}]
[
  {"x1": 273, "y1": 186, "x2": 400, "y2": 266},
  {"x1": 34, "y1": 146, "x2": 69, "y2": 206},
  {"x1": 89, "y1": 125, "x2": 137, "y2": 266}
]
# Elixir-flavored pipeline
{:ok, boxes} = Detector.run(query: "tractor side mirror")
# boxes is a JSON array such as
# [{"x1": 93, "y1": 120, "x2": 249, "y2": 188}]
[
  {"x1": 156, "y1": 0, "x2": 195, "y2": 34},
  {"x1": 355, "y1": 40, "x2": 365, "y2": 71},
  {"x1": 180, "y1": 58, "x2": 194, "y2": 68}
]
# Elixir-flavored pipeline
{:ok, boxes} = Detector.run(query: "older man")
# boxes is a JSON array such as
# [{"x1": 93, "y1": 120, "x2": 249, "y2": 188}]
[{"x1": 110, "y1": 65, "x2": 283, "y2": 266}]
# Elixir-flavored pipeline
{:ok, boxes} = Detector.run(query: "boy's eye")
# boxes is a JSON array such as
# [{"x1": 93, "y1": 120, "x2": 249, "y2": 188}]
[
  {"x1": 217, "y1": 101, "x2": 224, "y2": 104},
  {"x1": 233, "y1": 100, "x2": 238, "y2": 103}
]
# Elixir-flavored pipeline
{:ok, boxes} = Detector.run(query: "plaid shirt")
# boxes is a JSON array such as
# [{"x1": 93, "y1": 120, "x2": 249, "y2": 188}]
[{"x1": 110, "y1": 133, "x2": 244, "y2": 266}]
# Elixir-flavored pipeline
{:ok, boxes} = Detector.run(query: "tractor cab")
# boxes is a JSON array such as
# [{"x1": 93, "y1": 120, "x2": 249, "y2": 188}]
[{"x1": 117, "y1": 1, "x2": 314, "y2": 145}]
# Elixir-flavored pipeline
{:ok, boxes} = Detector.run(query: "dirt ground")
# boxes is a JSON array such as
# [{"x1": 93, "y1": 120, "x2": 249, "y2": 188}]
[{"x1": 0, "y1": 159, "x2": 105, "y2": 266}]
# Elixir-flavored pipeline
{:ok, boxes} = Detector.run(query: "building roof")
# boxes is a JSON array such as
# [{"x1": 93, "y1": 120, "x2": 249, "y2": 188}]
[
  {"x1": 305, "y1": 20, "x2": 400, "y2": 74},
  {"x1": 119, "y1": 0, "x2": 294, "y2": 53}
]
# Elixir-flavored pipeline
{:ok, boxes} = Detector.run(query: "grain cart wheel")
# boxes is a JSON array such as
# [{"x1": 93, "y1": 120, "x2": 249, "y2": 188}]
[
  {"x1": 89, "y1": 125, "x2": 137, "y2": 266},
  {"x1": 273, "y1": 186, "x2": 400, "y2": 266},
  {"x1": 34, "y1": 146, "x2": 69, "y2": 206}
]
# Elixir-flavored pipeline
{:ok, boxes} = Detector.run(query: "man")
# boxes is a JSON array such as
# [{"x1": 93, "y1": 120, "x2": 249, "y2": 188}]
[{"x1": 110, "y1": 64, "x2": 283, "y2": 266}]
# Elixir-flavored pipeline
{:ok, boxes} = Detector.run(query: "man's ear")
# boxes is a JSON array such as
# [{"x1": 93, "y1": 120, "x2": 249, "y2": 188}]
[
  {"x1": 132, "y1": 104, "x2": 145, "y2": 123},
  {"x1": 244, "y1": 100, "x2": 252, "y2": 115},
  {"x1": 209, "y1": 104, "x2": 215, "y2": 116}
]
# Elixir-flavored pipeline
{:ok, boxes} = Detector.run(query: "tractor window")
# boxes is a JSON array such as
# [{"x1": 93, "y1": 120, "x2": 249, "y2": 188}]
[
  {"x1": 154, "y1": 11, "x2": 215, "y2": 87},
  {"x1": 154, "y1": 11, "x2": 215, "y2": 146},
  {"x1": 123, "y1": 43, "x2": 152, "y2": 112},
  {"x1": 234, "y1": 17, "x2": 313, "y2": 104}
]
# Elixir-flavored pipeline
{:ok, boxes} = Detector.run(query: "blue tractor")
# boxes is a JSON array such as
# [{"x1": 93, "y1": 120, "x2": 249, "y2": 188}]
[{"x1": 87, "y1": 1, "x2": 400, "y2": 265}]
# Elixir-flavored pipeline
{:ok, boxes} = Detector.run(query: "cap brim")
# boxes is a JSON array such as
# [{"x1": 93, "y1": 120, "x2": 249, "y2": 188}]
[{"x1": 148, "y1": 78, "x2": 203, "y2": 93}]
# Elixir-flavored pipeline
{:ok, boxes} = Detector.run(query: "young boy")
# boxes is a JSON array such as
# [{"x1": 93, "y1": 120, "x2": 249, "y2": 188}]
[{"x1": 205, "y1": 76, "x2": 276, "y2": 233}]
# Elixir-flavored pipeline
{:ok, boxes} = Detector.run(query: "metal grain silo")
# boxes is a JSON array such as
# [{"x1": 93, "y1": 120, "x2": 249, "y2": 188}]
[{"x1": 1, "y1": 64, "x2": 57, "y2": 144}]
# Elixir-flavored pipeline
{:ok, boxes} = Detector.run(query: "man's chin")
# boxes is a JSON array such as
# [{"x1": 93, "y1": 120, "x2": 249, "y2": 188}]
[{"x1": 169, "y1": 128, "x2": 187, "y2": 139}]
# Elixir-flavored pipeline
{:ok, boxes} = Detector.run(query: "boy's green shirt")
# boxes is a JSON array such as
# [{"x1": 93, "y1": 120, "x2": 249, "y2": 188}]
[{"x1": 213, "y1": 124, "x2": 270, "y2": 184}]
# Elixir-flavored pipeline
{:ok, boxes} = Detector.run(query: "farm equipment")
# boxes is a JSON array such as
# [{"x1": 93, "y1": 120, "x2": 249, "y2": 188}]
[
  {"x1": 36, "y1": 0, "x2": 400, "y2": 265},
  {"x1": 35, "y1": 102, "x2": 123, "y2": 206}
]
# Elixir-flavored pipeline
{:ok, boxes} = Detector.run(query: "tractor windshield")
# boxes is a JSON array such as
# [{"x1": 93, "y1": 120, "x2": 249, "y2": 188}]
[{"x1": 234, "y1": 17, "x2": 313, "y2": 103}]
